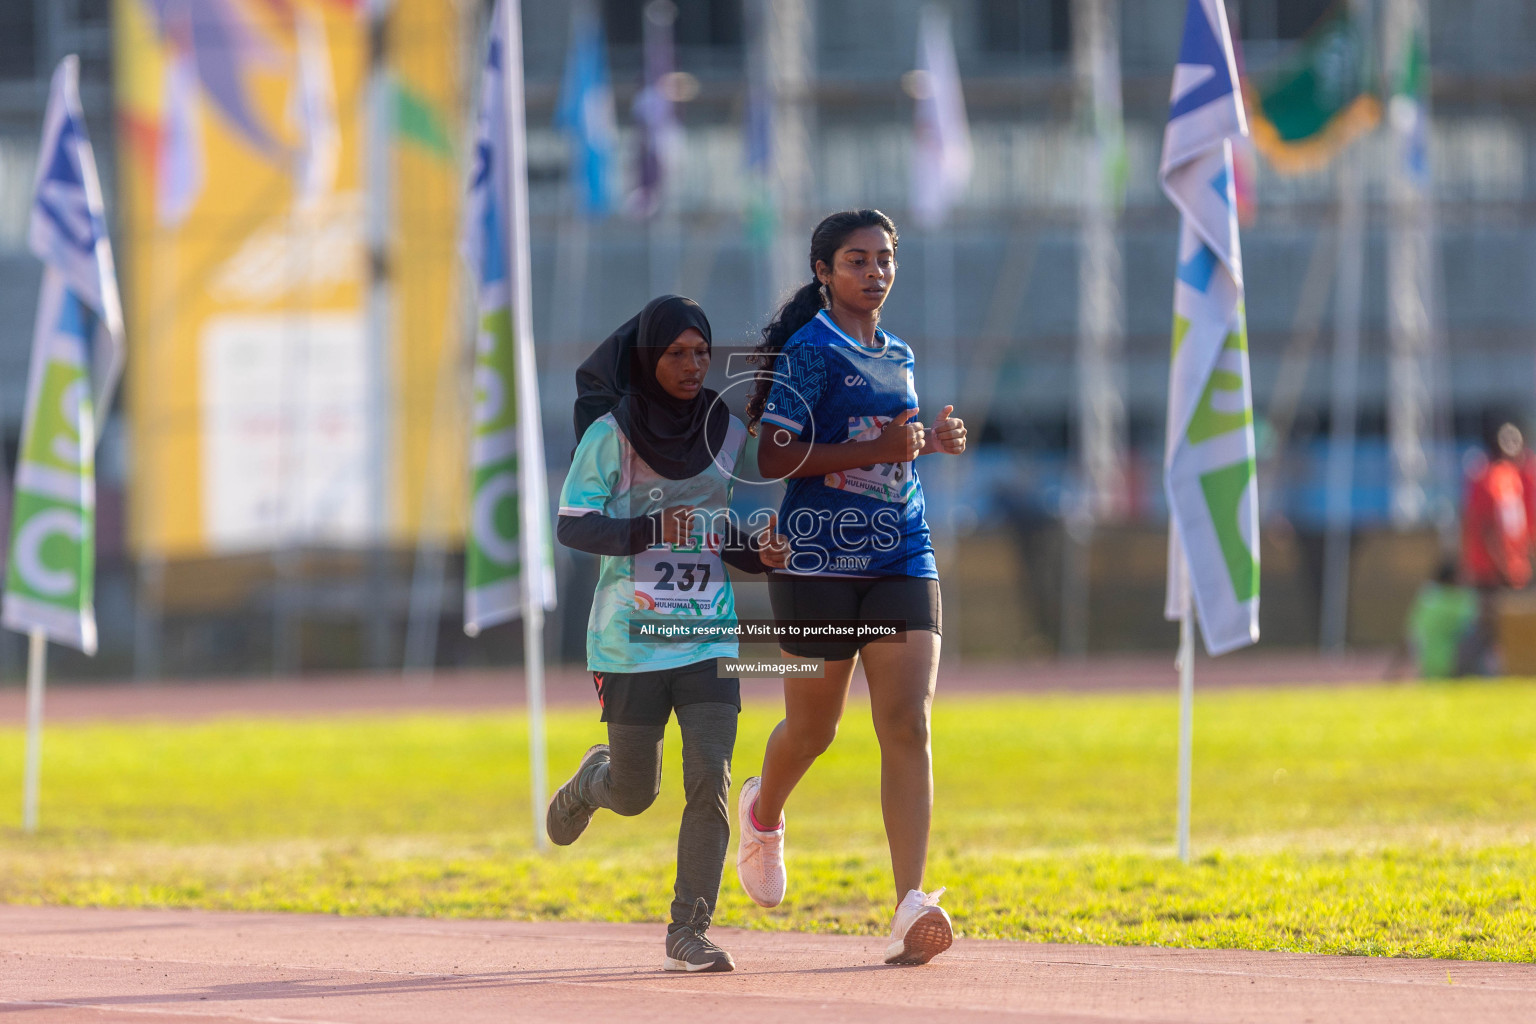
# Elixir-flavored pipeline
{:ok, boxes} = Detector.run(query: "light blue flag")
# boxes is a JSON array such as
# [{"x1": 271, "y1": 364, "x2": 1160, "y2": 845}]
[
  {"x1": 1159, "y1": 0, "x2": 1259, "y2": 656},
  {"x1": 557, "y1": 0, "x2": 616, "y2": 218},
  {"x1": 461, "y1": 0, "x2": 557, "y2": 635}
]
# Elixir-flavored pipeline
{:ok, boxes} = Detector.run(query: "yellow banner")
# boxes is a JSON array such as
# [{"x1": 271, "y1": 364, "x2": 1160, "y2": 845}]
[{"x1": 115, "y1": 0, "x2": 466, "y2": 559}]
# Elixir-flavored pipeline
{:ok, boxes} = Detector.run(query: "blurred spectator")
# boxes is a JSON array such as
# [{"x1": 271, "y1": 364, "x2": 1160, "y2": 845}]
[
  {"x1": 1459, "y1": 421, "x2": 1532, "y2": 673},
  {"x1": 1405, "y1": 559, "x2": 1477, "y2": 679}
]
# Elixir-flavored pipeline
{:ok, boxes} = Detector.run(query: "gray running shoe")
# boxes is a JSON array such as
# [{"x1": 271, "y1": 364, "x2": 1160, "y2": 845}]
[
  {"x1": 545, "y1": 744, "x2": 609, "y2": 846},
  {"x1": 663, "y1": 898, "x2": 734, "y2": 973}
]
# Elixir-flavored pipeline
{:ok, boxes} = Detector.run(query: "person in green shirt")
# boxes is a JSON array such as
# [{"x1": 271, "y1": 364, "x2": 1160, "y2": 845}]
[
  {"x1": 1407, "y1": 560, "x2": 1478, "y2": 679},
  {"x1": 545, "y1": 295, "x2": 789, "y2": 973}
]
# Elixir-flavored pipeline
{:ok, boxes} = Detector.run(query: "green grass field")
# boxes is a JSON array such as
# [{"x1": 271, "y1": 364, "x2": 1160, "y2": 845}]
[{"x1": 2, "y1": 680, "x2": 1534, "y2": 961}]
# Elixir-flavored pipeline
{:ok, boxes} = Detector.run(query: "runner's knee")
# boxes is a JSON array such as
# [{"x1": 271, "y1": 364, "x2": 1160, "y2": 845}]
[
  {"x1": 786, "y1": 718, "x2": 838, "y2": 759},
  {"x1": 875, "y1": 705, "x2": 930, "y2": 750},
  {"x1": 606, "y1": 769, "x2": 662, "y2": 816}
]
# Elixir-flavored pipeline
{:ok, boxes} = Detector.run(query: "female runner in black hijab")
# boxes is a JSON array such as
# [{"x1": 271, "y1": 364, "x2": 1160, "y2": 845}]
[{"x1": 549, "y1": 295, "x2": 788, "y2": 973}]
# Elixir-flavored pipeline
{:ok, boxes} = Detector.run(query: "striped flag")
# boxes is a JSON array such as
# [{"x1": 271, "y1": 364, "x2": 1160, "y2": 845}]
[
  {"x1": 909, "y1": 3, "x2": 972, "y2": 229},
  {"x1": 4, "y1": 57, "x2": 125, "y2": 654},
  {"x1": 462, "y1": 0, "x2": 557, "y2": 635},
  {"x1": 1160, "y1": 0, "x2": 1259, "y2": 656}
]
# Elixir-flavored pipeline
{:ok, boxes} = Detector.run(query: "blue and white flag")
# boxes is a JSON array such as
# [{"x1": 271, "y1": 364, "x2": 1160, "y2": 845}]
[
  {"x1": 462, "y1": 0, "x2": 556, "y2": 635},
  {"x1": 156, "y1": 2, "x2": 204, "y2": 226},
  {"x1": 291, "y1": 4, "x2": 339, "y2": 211},
  {"x1": 742, "y1": 0, "x2": 774, "y2": 248},
  {"x1": 1159, "y1": 0, "x2": 1258, "y2": 656},
  {"x1": 557, "y1": 0, "x2": 616, "y2": 218},
  {"x1": 630, "y1": 0, "x2": 680, "y2": 218},
  {"x1": 910, "y1": 3, "x2": 971, "y2": 229},
  {"x1": 4, "y1": 57, "x2": 125, "y2": 654}
]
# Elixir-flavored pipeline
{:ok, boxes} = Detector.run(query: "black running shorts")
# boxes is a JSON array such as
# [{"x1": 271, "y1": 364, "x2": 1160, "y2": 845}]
[
  {"x1": 592, "y1": 658, "x2": 741, "y2": 726},
  {"x1": 767, "y1": 573, "x2": 942, "y2": 661}
]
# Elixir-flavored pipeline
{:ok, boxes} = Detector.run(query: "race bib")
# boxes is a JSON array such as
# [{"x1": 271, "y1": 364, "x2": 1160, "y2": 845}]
[
  {"x1": 634, "y1": 533, "x2": 726, "y2": 615},
  {"x1": 824, "y1": 415, "x2": 917, "y2": 504}
]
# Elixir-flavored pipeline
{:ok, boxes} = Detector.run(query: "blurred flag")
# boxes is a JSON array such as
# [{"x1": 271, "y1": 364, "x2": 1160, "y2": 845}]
[
  {"x1": 395, "y1": 81, "x2": 454, "y2": 159},
  {"x1": 742, "y1": 0, "x2": 774, "y2": 248},
  {"x1": 630, "y1": 0, "x2": 680, "y2": 218},
  {"x1": 292, "y1": 4, "x2": 340, "y2": 210},
  {"x1": 1160, "y1": 0, "x2": 1259, "y2": 656},
  {"x1": 141, "y1": 0, "x2": 284, "y2": 157},
  {"x1": 4, "y1": 58, "x2": 126, "y2": 654},
  {"x1": 462, "y1": 0, "x2": 557, "y2": 634},
  {"x1": 1247, "y1": 3, "x2": 1379, "y2": 175},
  {"x1": 557, "y1": 0, "x2": 616, "y2": 218},
  {"x1": 156, "y1": 1, "x2": 203, "y2": 226},
  {"x1": 909, "y1": 3, "x2": 972, "y2": 229},
  {"x1": 1390, "y1": 24, "x2": 1429, "y2": 190}
]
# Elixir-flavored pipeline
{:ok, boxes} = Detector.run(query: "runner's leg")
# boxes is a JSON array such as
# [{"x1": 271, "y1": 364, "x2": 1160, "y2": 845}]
[
  {"x1": 753, "y1": 656, "x2": 857, "y2": 824},
  {"x1": 671, "y1": 701, "x2": 738, "y2": 927},
  {"x1": 585, "y1": 722, "x2": 666, "y2": 816},
  {"x1": 860, "y1": 629, "x2": 940, "y2": 903}
]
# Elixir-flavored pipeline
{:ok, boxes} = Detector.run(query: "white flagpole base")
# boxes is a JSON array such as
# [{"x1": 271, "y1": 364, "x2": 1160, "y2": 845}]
[
  {"x1": 525, "y1": 606, "x2": 548, "y2": 851},
  {"x1": 1175, "y1": 568, "x2": 1194, "y2": 864},
  {"x1": 1173, "y1": 607, "x2": 1198, "y2": 865},
  {"x1": 22, "y1": 628, "x2": 47, "y2": 834}
]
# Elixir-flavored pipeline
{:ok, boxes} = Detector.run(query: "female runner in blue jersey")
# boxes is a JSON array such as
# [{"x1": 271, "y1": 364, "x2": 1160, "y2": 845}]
[
  {"x1": 547, "y1": 295, "x2": 788, "y2": 973},
  {"x1": 734, "y1": 210, "x2": 967, "y2": 965}
]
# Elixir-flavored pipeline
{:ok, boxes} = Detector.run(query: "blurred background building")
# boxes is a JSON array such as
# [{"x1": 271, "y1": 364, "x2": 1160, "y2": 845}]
[{"x1": 0, "y1": 0, "x2": 1533, "y2": 678}]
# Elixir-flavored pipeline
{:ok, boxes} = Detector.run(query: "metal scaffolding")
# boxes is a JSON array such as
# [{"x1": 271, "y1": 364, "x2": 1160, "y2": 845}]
[
  {"x1": 1072, "y1": 0, "x2": 1128, "y2": 524},
  {"x1": 1383, "y1": 0, "x2": 1445, "y2": 531}
]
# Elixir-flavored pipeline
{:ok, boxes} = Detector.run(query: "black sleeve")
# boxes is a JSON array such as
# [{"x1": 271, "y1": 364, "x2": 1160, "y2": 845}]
[
  {"x1": 720, "y1": 521, "x2": 770, "y2": 575},
  {"x1": 557, "y1": 511, "x2": 661, "y2": 556}
]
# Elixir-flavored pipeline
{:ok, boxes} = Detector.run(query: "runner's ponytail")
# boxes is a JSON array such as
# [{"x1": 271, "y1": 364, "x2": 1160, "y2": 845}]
[
  {"x1": 746, "y1": 209, "x2": 898, "y2": 436},
  {"x1": 746, "y1": 279, "x2": 823, "y2": 434}
]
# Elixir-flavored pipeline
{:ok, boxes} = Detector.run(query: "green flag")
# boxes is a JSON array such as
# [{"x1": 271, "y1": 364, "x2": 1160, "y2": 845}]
[{"x1": 1248, "y1": 4, "x2": 1379, "y2": 175}]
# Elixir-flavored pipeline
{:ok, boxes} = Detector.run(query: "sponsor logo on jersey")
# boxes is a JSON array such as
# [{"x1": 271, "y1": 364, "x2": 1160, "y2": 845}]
[{"x1": 844, "y1": 374, "x2": 868, "y2": 387}]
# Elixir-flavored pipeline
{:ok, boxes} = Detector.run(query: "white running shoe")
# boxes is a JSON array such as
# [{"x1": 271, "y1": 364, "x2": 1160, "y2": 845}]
[
  {"x1": 883, "y1": 887, "x2": 953, "y2": 965},
  {"x1": 735, "y1": 776, "x2": 786, "y2": 908}
]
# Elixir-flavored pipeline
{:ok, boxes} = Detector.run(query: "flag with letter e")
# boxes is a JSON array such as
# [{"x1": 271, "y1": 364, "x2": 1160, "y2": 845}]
[
  {"x1": 1160, "y1": 0, "x2": 1259, "y2": 656},
  {"x1": 462, "y1": 0, "x2": 557, "y2": 636},
  {"x1": 4, "y1": 57, "x2": 125, "y2": 655}
]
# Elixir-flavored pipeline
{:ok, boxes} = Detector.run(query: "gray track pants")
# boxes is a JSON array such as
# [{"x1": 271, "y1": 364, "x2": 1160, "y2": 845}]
[{"x1": 578, "y1": 702, "x2": 738, "y2": 929}]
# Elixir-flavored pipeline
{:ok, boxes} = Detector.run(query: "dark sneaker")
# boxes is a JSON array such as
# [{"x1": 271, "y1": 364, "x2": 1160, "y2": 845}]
[
  {"x1": 663, "y1": 898, "x2": 734, "y2": 973},
  {"x1": 545, "y1": 744, "x2": 609, "y2": 846}
]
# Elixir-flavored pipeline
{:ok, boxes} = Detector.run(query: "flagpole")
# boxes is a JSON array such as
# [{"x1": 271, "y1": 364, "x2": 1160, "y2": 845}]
[
  {"x1": 1175, "y1": 558, "x2": 1194, "y2": 864},
  {"x1": 22, "y1": 628, "x2": 46, "y2": 833},
  {"x1": 926, "y1": 226, "x2": 960, "y2": 668},
  {"x1": 501, "y1": 0, "x2": 548, "y2": 850},
  {"x1": 364, "y1": 0, "x2": 398, "y2": 671},
  {"x1": 1320, "y1": 147, "x2": 1365, "y2": 653}
]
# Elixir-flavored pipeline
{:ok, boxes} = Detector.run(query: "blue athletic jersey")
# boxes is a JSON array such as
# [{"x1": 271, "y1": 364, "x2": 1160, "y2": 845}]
[{"x1": 760, "y1": 311, "x2": 937, "y2": 578}]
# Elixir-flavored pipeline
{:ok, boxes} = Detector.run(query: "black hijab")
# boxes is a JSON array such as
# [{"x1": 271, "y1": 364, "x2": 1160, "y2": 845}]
[{"x1": 574, "y1": 295, "x2": 728, "y2": 481}]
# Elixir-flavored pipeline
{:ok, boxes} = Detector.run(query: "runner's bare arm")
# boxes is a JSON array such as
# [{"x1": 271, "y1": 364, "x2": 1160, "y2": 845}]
[{"x1": 758, "y1": 408, "x2": 926, "y2": 480}]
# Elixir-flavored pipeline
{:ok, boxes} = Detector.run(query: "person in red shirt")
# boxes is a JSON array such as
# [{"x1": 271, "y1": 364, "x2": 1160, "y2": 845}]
[
  {"x1": 1460, "y1": 421, "x2": 1532, "y2": 672},
  {"x1": 1463, "y1": 422, "x2": 1532, "y2": 588},
  {"x1": 1521, "y1": 445, "x2": 1536, "y2": 560}
]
